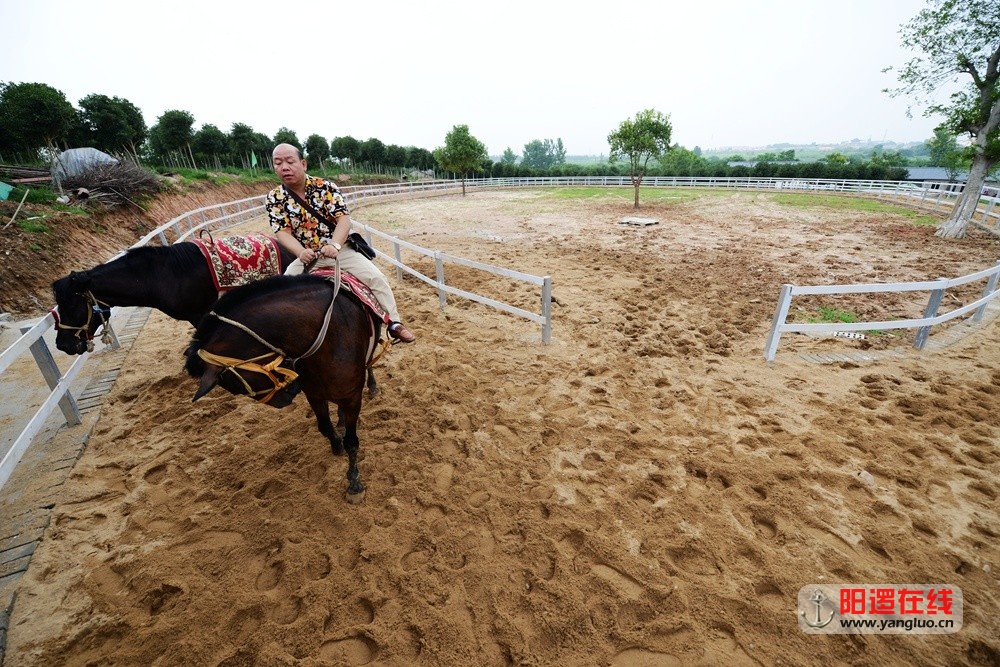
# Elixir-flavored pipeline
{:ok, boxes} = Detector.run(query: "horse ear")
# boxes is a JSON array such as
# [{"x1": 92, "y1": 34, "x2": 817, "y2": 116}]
[{"x1": 193, "y1": 365, "x2": 222, "y2": 401}]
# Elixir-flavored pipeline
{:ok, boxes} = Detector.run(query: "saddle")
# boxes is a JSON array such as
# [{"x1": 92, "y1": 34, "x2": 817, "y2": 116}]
[
  {"x1": 192, "y1": 232, "x2": 283, "y2": 291},
  {"x1": 308, "y1": 267, "x2": 392, "y2": 328}
]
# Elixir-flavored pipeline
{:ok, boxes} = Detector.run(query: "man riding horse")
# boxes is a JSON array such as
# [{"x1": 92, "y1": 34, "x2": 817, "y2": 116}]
[{"x1": 265, "y1": 143, "x2": 416, "y2": 344}]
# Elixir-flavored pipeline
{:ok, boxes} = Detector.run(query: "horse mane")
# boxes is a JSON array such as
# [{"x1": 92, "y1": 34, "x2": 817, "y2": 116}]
[
  {"x1": 123, "y1": 242, "x2": 204, "y2": 275},
  {"x1": 189, "y1": 274, "x2": 329, "y2": 350}
]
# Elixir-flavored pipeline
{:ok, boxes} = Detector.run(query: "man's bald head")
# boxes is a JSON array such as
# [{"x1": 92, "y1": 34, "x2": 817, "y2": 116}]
[{"x1": 272, "y1": 143, "x2": 303, "y2": 160}]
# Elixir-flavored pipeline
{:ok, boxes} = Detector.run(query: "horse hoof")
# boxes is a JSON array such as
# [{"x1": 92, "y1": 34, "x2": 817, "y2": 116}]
[
  {"x1": 368, "y1": 386, "x2": 379, "y2": 397},
  {"x1": 346, "y1": 488, "x2": 367, "y2": 505}
]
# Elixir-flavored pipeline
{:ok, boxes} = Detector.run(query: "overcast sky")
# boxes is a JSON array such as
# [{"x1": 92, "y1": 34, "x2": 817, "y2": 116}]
[{"x1": 3, "y1": 0, "x2": 949, "y2": 156}]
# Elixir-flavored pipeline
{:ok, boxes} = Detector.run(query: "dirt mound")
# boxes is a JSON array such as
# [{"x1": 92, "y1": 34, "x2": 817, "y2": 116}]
[{"x1": 0, "y1": 180, "x2": 276, "y2": 315}]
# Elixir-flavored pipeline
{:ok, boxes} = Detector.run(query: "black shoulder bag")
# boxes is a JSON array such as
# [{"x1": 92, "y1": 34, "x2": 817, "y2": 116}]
[{"x1": 283, "y1": 187, "x2": 377, "y2": 260}]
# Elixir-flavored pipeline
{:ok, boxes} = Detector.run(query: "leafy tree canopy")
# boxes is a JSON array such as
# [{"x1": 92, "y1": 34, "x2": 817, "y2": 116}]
[
  {"x1": 152, "y1": 109, "x2": 196, "y2": 153},
  {"x1": 72, "y1": 94, "x2": 147, "y2": 154},
  {"x1": 273, "y1": 127, "x2": 300, "y2": 150},
  {"x1": 331, "y1": 135, "x2": 360, "y2": 162},
  {"x1": 501, "y1": 148, "x2": 518, "y2": 165},
  {"x1": 193, "y1": 124, "x2": 229, "y2": 158},
  {"x1": 305, "y1": 134, "x2": 330, "y2": 164},
  {"x1": 521, "y1": 138, "x2": 566, "y2": 169},
  {"x1": 434, "y1": 125, "x2": 488, "y2": 194},
  {"x1": 608, "y1": 108, "x2": 673, "y2": 208},
  {"x1": 359, "y1": 138, "x2": 386, "y2": 165},
  {"x1": 885, "y1": 0, "x2": 1000, "y2": 238},
  {"x1": 0, "y1": 81, "x2": 76, "y2": 151}
]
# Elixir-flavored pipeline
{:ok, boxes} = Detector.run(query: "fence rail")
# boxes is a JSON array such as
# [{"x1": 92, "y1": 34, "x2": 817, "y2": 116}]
[{"x1": 763, "y1": 261, "x2": 1000, "y2": 361}]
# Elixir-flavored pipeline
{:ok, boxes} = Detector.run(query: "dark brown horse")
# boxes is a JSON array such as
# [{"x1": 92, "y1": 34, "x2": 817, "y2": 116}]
[{"x1": 184, "y1": 274, "x2": 383, "y2": 502}]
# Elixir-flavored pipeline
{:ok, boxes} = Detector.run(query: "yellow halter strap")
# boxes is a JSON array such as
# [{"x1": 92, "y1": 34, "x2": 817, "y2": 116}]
[{"x1": 197, "y1": 348, "x2": 299, "y2": 404}]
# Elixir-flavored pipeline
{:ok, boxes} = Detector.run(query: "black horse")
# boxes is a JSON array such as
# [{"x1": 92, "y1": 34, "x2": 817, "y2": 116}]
[
  {"x1": 184, "y1": 274, "x2": 382, "y2": 502},
  {"x1": 51, "y1": 239, "x2": 291, "y2": 352}
]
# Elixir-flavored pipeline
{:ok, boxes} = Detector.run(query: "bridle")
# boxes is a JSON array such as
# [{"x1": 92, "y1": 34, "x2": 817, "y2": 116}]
[
  {"x1": 196, "y1": 347, "x2": 300, "y2": 404},
  {"x1": 53, "y1": 290, "x2": 115, "y2": 352},
  {"x1": 196, "y1": 265, "x2": 344, "y2": 405}
]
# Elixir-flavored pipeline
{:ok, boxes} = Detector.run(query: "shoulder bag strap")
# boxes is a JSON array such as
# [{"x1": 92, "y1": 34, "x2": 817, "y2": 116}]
[{"x1": 283, "y1": 185, "x2": 340, "y2": 237}]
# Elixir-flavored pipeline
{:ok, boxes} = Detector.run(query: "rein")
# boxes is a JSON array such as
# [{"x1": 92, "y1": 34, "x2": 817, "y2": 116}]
[
  {"x1": 54, "y1": 290, "x2": 115, "y2": 352},
  {"x1": 199, "y1": 261, "x2": 344, "y2": 404}
]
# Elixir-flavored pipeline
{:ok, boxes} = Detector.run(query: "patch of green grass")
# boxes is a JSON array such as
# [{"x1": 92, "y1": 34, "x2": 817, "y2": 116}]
[
  {"x1": 806, "y1": 306, "x2": 859, "y2": 324},
  {"x1": 19, "y1": 220, "x2": 50, "y2": 233},
  {"x1": 547, "y1": 187, "x2": 720, "y2": 202},
  {"x1": 51, "y1": 203, "x2": 89, "y2": 215},
  {"x1": 10, "y1": 186, "x2": 57, "y2": 204},
  {"x1": 771, "y1": 193, "x2": 939, "y2": 225},
  {"x1": 29, "y1": 243, "x2": 42, "y2": 252}
]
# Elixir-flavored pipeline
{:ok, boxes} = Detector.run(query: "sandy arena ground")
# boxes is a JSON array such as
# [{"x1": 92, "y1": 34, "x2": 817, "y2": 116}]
[{"x1": 4, "y1": 189, "x2": 1000, "y2": 666}]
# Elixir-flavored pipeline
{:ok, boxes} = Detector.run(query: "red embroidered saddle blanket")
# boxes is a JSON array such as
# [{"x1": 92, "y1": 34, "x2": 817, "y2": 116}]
[
  {"x1": 192, "y1": 233, "x2": 283, "y2": 291},
  {"x1": 310, "y1": 267, "x2": 392, "y2": 326}
]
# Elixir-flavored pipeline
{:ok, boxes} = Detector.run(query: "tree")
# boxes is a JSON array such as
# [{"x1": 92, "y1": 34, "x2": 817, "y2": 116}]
[
  {"x1": 273, "y1": 127, "x2": 300, "y2": 150},
  {"x1": 521, "y1": 139, "x2": 550, "y2": 169},
  {"x1": 885, "y1": 0, "x2": 1000, "y2": 239},
  {"x1": 553, "y1": 138, "x2": 567, "y2": 165},
  {"x1": 926, "y1": 126, "x2": 966, "y2": 180},
  {"x1": 305, "y1": 134, "x2": 330, "y2": 168},
  {"x1": 358, "y1": 138, "x2": 386, "y2": 168},
  {"x1": 229, "y1": 122, "x2": 257, "y2": 166},
  {"x1": 405, "y1": 146, "x2": 435, "y2": 171},
  {"x1": 501, "y1": 148, "x2": 518, "y2": 166},
  {"x1": 331, "y1": 135, "x2": 360, "y2": 166},
  {"x1": 0, "y1": 82, "x2": 76, "y2": 153},
  {"x1": 73, "y1": 94, "x2": 147, "y2": 155},
  {"x1": 150, "y1": 109, "x2": 197, "y2": 167},
  {"x1": 824, "y1": 152, "x2": 850, "y2": 166},
  {"x1": 433, "y1": 124, "x2": 488, "y2": 195},
  {"x1": 521, "y1": 138, "x2": 566, "y2": 170},
  {"x1": 193, "y1": 124, "x2": 230, "y2": 166},
  {"x1": 608, "y1": 108, "x2": 673, "y2": 208},
  {"x1": 385, "y1": 144, "x2": 407, "y2": 169}
]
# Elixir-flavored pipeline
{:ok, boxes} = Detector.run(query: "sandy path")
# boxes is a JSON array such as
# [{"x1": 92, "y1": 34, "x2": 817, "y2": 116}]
[{"x1": 5, "y1": 190, "x2": 999, "y2": 666}]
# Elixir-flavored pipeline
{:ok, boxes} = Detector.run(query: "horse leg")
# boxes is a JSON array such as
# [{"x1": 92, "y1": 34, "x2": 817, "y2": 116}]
[
  {"x1": 366, "y1": 368, "x2": 378, "y2": 396},
  {"x1": 339, "y1": 396, "x2": 366, "y2": 504},
  {"x1": 307, "y1": 395, "x2": 343, "y2": 455}
]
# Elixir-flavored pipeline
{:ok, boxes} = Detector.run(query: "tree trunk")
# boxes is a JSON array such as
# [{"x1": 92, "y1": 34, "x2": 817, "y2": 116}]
[
  {"x1": 632, "y1": 175, "x2": 642, "y2": 209},
  {"x1": 936, "y1": 151, "x2": 992, "y2": 239},
  {"x1": 461, "y1": 176, "x2": 467, "y2": 196}
]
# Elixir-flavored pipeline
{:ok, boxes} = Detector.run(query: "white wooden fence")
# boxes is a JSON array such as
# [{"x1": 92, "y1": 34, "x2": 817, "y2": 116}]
[{"x1": 763, "y1": 261, "x2": 1000, "y2": 361}]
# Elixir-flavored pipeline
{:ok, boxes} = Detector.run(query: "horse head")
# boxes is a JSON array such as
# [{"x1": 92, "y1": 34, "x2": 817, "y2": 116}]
[
  {"x1": 52, "y1": 271, "x2": 111, "y2": 355},
  {"x1": 184, "y1": 340, "x2": 302, "y2": 409}
]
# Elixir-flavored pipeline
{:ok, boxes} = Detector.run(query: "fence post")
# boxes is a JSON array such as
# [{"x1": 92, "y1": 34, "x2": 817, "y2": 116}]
[
  {"x1": 914, "y1": 279, "x2": 948, "y2": 350},
  {"x1": 434, "y1": 252, "x2": 446, "y2": 310},
  {"x1": 973, "y1": 261, "x2": 1000, "y2": 323},
  {"x1": 20, "y1": 325, "x2": 81, "y2": 426},
  {"x1": 393, "y1": 241, "x2": 403, "y2": 281},
  {"x1": 541, "y1": 276, "x2": 552, "y2": 344},
  {"x1": 763, "y1": 285, "x2": 793, "y2": 362}
]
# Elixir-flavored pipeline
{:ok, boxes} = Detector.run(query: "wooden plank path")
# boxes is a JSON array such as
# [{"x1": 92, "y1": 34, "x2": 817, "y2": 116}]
[{"x1": 0, "y1": 307, "x2": 150, "y2": 664}]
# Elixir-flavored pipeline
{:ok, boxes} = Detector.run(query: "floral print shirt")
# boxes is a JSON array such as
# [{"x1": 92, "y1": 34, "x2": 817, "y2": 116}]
[{"x1": 266, "y1": 175, "x2": 350, "y2": 250}]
